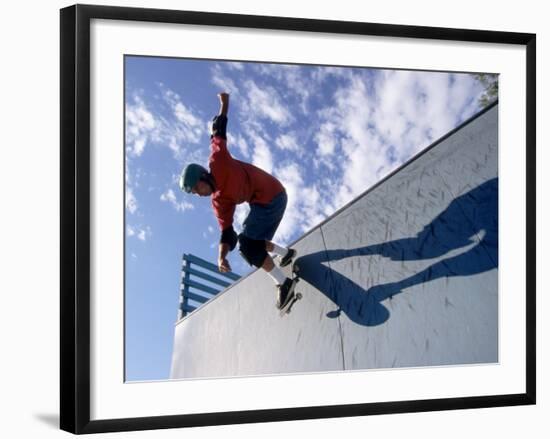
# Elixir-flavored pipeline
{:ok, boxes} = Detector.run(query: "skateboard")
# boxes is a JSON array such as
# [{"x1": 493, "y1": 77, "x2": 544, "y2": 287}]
[{"x1": 279, "y1": 261, "x2": 303, "y2": 316}]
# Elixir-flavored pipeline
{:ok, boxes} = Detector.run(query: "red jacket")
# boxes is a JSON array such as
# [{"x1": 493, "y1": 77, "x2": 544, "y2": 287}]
[{"x1": 209, "y1": 136, "x2": 284, "y2": 230}]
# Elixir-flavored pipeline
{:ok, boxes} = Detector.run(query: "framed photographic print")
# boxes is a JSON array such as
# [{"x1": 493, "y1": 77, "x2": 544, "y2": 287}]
[{"x1": 60, "y1": 4, "x2": 536, "y2": 434}]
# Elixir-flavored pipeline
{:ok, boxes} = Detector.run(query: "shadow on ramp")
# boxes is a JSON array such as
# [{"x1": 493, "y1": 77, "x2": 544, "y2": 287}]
[{"x1": 295, "y1": 178, "x2": 498, "y2": 327}]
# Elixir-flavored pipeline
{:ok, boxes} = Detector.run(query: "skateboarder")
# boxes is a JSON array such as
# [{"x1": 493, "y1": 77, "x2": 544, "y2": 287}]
[{"x1": 179, "y1": 92, "x2": 297, "y2": 310}]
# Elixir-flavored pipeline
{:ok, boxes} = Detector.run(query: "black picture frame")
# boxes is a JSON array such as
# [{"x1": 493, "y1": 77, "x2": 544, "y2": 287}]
[{"x1": 60, "y1": 4, "x2": 536, "y2": 434}]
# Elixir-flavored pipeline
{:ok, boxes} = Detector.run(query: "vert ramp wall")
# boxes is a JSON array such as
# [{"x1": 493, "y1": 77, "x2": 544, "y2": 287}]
[{"x1": 170, "y1": 103, "x2": 499, "y2": 379}]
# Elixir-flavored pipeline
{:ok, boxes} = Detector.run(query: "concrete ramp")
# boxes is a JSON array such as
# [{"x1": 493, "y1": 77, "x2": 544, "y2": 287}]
[{"x1": 170, "y1": 103, "x2": 498, "y2": 379}]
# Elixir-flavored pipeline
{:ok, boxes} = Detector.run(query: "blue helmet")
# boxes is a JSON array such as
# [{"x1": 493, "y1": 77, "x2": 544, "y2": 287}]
[{"x1": 179, "y1": 163, "x2": 209, "y2": 193}]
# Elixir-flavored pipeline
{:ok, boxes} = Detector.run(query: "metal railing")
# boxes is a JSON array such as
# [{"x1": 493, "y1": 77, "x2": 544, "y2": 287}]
[{"x1": 178, "y1": 253, "x2": 241, "y2": 320}]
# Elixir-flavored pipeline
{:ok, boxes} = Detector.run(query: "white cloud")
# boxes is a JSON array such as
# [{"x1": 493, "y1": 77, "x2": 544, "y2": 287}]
[
  {"x1": 203, "y1": 225, "x2": 216, "y2": 240},
  {"x1": 272, "y1": 163, "x2": 304, "y2": 243},
  {"x1": 227, "y1": 62, "x2": 244, "y2": 71},
  {"x1": 160, "y1": 188, "x2": 195, "y2": 213},
  {"x1": 281, "y1": 68, "x2": 311, "y2": 113},
  {"x1": 168, "y1": 136, "x2": 182, "y2": 157},
  {"x1": 126, "y1": 86, "x2": 208, "y2": 168},
  {"x1": 137, "y1": 227, "x2": 152, "y2": 241},
  {"x1": 127, "y1": 224, "x2": 152, "y2": 242},
  {"x1": 315, "y1": 69, "x2": 484, "y2": 211},
  {"x1": 310, "y1": 66, "x2": 352, "y2": 84},
  {"x1": 275, "y1": 133, "x2": 300, "y2": 152},
  {"x1": 315, "y1": 122, "x2": 338, "y2": 157},
  {"x1": 211, "y1": 64, "x2": 242, "y2": 98},
  {"x1": 229, "y1": 133, "x2": 250, "y2": 159},
  {"x1": 244, "y1": 80, "x2": 292, "y2": 126},
  {"x1": 317, "y1": 74, "x2": 385, "y2": 208},
  {"x1": 253, "y1": 64, "x2": 312, "y2": 113},
  {"x1": 250, "y1": 135, "x2": 274, "y2": 174},
  {"x1": 174, "y1": 102, "x2": 202, "y2": 129},
  {"x1": 272, "y1": 162, "x2": 334, "y2": 242},
  {"x1": 370, "y1": 70, "x2": 480, "y2": 161},
  {"x1": 448, "y1": 73, "x2": 485, "y2": 121},
  {"x1": 126, "y1": 95, "x2": 156, "y2": 157},
  {"x1": 234, "y1": 203, "x2": 250, "y2": 233},
  {"x1": 301, "y1": 186, "x2": 327, "y2": 231},
  {"x1": 161, "y1": 87, "x2": 206, "y2": 151},
  {"x1": 126, "y1": 187, "x2": 138, "y2": 214}
]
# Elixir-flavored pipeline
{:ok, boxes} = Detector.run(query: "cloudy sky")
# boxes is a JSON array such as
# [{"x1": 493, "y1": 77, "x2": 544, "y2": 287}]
[{"x1": 124, "y1": 56, "x2": 488, "y2": 381}]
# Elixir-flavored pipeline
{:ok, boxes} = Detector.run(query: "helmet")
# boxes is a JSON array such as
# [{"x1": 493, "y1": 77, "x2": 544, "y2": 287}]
[{"x1": 179, "y1": 163, "x2": 209, "y2": 193}]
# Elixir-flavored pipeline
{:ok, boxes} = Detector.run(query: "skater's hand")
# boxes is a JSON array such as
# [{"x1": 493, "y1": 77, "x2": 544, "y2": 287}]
[
  {"x1": 218, "y1": 257, "x2": 231, "y2": 273},
  {"x1": 217, "y1": 92, "x2": 229, "y2": 116},
  {"x1": 217, "y1": 92, "x2": 229, "y2": 103}
]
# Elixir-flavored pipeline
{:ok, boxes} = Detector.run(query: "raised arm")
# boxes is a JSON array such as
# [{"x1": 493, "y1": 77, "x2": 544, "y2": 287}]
[
  {"x1": 218, "y1": 92, "x2": 229, "y2": 116},
  {"x1": 211, "y1": 93, "x2": 229, "y2": 140}
]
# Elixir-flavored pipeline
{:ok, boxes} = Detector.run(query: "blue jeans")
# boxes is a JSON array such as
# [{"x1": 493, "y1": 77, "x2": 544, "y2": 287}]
[{"x1": 241, "y1": 191, "x2": 287, "y2": 241}]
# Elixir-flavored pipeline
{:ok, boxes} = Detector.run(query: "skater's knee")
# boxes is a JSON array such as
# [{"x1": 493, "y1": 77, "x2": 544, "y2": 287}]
[
  {"x1": 220, "y1": 226, "x2": 238, "y2": 251},
  {"x1": 238, "y1": 234, "x2": 267, "y2": 268}
]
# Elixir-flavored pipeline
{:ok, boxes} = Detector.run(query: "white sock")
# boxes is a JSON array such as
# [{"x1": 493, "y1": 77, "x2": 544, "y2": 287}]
[
  {"x1": 269, "y1": 242, "x2": 288, "y2": 258},
  {"x1": 267, "y1": 265, "x2": 287, "y2": 285}
]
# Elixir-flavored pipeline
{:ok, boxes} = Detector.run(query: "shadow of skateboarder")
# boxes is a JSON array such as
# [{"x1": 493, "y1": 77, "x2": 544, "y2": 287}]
[{"x1": 294, "y1": 178, "x2": 498, "y2": 326}]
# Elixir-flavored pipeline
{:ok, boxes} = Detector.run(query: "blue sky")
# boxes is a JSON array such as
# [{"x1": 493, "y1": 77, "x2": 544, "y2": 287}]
[{"x1": 124, "y1": 56, "x2": 488, "y2": 381}]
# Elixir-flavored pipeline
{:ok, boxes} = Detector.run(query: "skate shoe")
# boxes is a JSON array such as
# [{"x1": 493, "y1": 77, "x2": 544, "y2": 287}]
[
  {"x1": 279, "y1": 248, "x2": 297, "y2": 267},
  {"x1": 276, "y1": 277, "x2": 296, "y2": 310}
]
